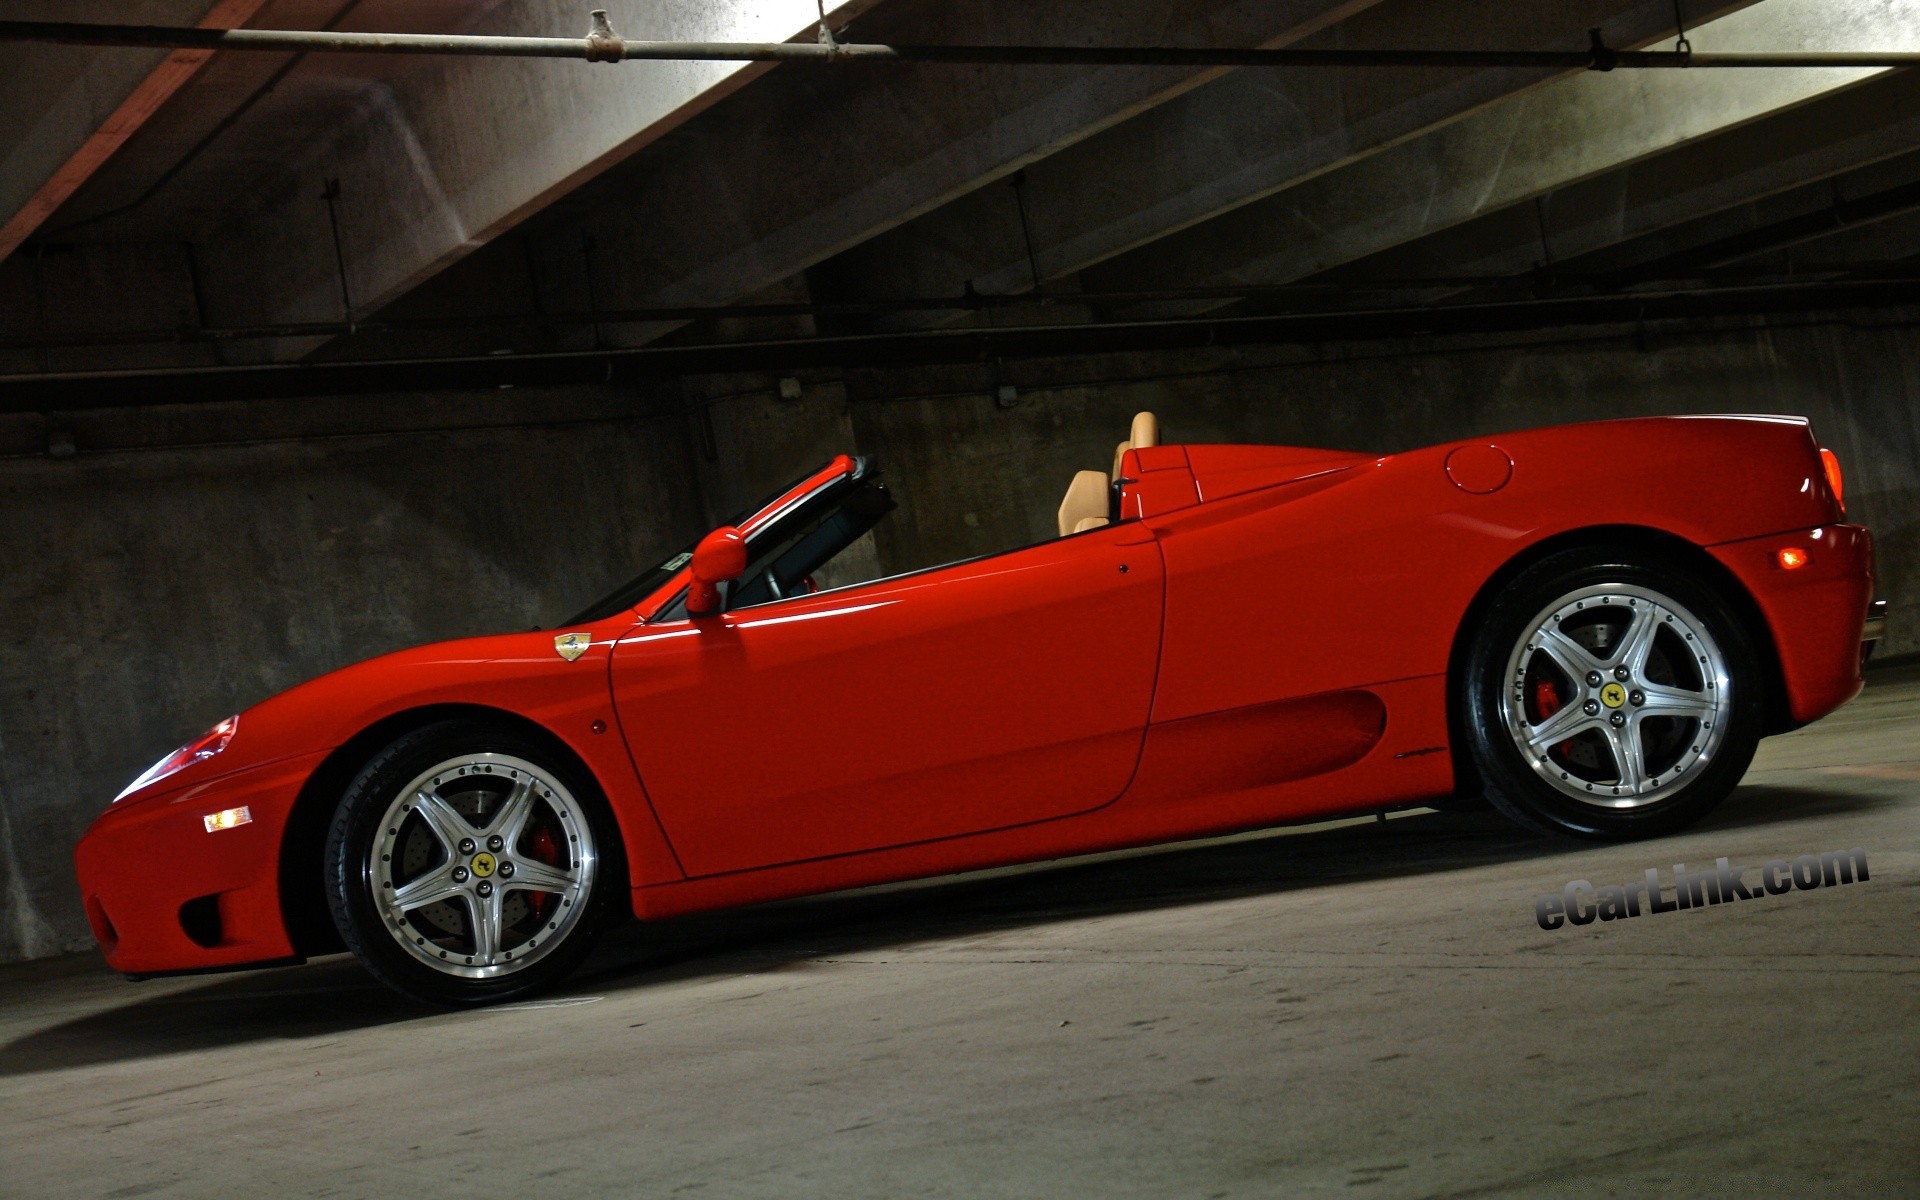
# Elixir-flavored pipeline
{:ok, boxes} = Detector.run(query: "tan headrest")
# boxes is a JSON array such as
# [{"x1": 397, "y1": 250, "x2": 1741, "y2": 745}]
[
  {"x1": 1073, "y1": 516, "x2": 1110, "y2": 533},
  {"x1": 1130, "y1": 411, "x2": 1159, "y2": 449},
  {"x1": 1112, "y1": 440, "x2": 1132, "y2": 481},
  {"x1": 1057, "y1": 470, "x2": 1110, "y2": 537}
]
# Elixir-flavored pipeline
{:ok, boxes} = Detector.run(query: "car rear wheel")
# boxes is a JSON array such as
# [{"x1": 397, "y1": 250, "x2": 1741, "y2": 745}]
[
  {"x1": 323, "y1": 719, "x2": 620, "y2": 1005},
  {"x1": 1462, "y1": 548, "x2": 1763, "y2": 839}
]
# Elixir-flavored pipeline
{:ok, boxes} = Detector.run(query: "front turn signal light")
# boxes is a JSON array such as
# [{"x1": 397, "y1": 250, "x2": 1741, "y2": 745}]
[
  {"x1": 1776, "y1": 546, "x2": 1811, "y2": 571},
  {"x1": 203, "y1": 806, "x2": 253, "y2": 833},
  {"x1": 1820, "y1": 448, "x2": 1845, "y2": 516},
  {"x1": 115, "y1": 714, "x2": 239, "y2": 803}
]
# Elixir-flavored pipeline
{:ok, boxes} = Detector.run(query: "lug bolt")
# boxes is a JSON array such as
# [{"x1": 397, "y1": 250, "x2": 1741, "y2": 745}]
[
  {"x1": 1582, "y1": 700, "x2": 1600, "y2": 716},
  {"x1": 1609, "y1": 711, "x2": 1626, "y2": 728},
  {"x1": 1614, "y1": 665, "x2": 1630, "y2": 681},
  {"x1": 1629, "y1": 689, "x2": 1645, "y2": 707},
  {"x1": 452, "y1": 866, "x2": 470, "y2": 883},
  {"x1": 1586, "y1": 671, "x2": 1603, "y2": 687},
  {"x1": 476, "y1": 881, "x2": 494, "y2": 898},
  {"x1": 458, "y1": 837, "x2": 476, "y2": 854},
  {"x1": 487, "y1": 834, "x2": 504, "y2": 852},
  {"x1": 499, "y1": 862, "x2": 516, "y2": 880}
]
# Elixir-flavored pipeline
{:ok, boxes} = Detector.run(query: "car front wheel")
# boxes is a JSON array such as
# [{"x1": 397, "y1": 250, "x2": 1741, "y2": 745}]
[
  {"x1": 323, "y1": 720, "x2": 619, "y2": 1005},
  {"x1": 1462, "y1": 548, "x2": 1763, "y2": 840}
]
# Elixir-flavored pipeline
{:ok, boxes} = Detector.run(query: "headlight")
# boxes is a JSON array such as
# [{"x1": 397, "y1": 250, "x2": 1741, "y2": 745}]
[{"x1": 115, "y1": 715, "x2": 239, "y2": 803}]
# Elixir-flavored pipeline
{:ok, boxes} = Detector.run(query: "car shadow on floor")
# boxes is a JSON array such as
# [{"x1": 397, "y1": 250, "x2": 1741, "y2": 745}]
[
  {"x1": 576, "y1": 777, "x2": 1909, "y2": 993},
  {"x1": 0, "y1": 778, "x2": 1901, "y2": 1076}
]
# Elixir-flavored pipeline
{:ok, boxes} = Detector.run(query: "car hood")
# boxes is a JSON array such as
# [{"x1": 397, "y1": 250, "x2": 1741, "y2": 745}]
[{"x1": 111, "y1": 625, "x2": 628, "y2": 808}]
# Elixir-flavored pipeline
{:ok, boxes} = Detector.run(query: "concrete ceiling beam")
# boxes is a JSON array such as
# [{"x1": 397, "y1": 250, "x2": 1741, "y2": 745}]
[
  {"x1": 177, "y1": 0, "x2": 888, "y2": 360},
  {"x1": 187, "y1": 0, "x2": 1393, "y2": 363},
  {"x1": 0, "y1": 0, "x2": 268, "y2": 263},
  {"x1": 1082, "y1": 0, "x2": 1920, "y2": 311},
  {"x1": 1331, "y1": 70, "x2": 1920, "y2": 287},
  {"x1": 811, "y1": 0, "x2": 1729, "y2": 319},
  {"x1": 397, "y1": 0, "x2": 1386, "y2": 352}
]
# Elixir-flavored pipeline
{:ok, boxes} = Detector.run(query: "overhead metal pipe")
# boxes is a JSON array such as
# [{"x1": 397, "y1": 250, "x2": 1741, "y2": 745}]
[{"x1": 4, "y1": 18, "x2": 1920, "y2": 70}]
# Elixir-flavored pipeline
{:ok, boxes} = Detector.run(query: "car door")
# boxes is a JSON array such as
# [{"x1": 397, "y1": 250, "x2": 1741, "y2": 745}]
[{"x1": 609, "y1": 523, "x2": 1165, "y2": 876}]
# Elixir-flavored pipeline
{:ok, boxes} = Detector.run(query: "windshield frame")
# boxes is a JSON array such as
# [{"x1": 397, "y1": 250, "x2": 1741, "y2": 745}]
[
  {"x1": 643, "y1": 455, "x2": 878, "y2": 624},
  {"x1": 558, "y1": 455, "x2": 860, "y2": 628}
]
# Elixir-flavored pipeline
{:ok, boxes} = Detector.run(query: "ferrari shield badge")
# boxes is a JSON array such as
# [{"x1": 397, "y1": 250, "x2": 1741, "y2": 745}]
[{"x1": 553, "y1": 632, "x2": 591, "y2": 662}]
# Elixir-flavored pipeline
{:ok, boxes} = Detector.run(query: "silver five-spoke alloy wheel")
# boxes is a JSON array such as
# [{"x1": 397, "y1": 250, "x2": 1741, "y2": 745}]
[
  {"x1": 1501, "y1": 583, "x2": 1731, "y2": 808},
  {"x1": 368, "y1": 753, "x2": 598, "y2": 979}
]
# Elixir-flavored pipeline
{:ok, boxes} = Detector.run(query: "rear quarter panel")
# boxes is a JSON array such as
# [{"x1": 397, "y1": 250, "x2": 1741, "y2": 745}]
[{"x1": 1150, "y1": 415, "x2": 1839, "y2": 722}]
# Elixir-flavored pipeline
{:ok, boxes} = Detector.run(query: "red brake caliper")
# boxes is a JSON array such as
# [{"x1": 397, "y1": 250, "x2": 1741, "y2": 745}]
[
  {"x1": 1533, "y1": 676, "x2": 1568, "y2": 759},
  {"x1": 526, "y1": 824, "x2": 560, "y2": 922}
]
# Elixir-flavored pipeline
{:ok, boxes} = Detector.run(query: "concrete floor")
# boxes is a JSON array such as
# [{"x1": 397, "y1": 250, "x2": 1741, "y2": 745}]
[{"x1": 4, "y1": 670, "x2": 1916, "y2": 1198}]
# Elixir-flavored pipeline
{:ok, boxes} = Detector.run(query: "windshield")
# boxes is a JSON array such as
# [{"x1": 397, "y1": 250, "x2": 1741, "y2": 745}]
[
  {"x1": 558, "y1": 539, "x2": 701, "y2": 627},
  {"x1": 557, "y1": 467, "x2": 825, "y2": 627},
  {"x1": 721, "y1": 475, "x2": 894, "y2": 610}
]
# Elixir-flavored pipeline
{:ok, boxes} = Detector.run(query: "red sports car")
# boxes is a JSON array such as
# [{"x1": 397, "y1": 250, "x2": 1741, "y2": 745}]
[{"x1": 76, "y1": 413, "x2": 1881, "y2": 1005}]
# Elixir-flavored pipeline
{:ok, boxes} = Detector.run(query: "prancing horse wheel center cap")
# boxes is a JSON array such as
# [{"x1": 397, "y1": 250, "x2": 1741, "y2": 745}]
[
  {"x1": 1599, "y1": 682, "x2": 1627, "y2": 709},
  {"x1": 374, "y1": 753, "x2": 601, "y2": 980}
]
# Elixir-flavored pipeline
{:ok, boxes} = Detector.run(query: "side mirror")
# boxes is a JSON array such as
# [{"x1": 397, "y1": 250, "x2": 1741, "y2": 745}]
[{"x1": 686, "y1": 526, "x2": 746, "y2": 617}]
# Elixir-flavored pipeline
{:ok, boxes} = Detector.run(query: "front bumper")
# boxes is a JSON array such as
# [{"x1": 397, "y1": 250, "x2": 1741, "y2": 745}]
[{"x1": 74, "y1": 751, "x2": 324, "y2": 975}]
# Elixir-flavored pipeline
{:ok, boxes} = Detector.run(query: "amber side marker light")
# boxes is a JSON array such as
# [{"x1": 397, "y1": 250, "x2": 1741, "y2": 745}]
[
  {"x1": 1776, "y1": 546, "x2": 1811, "y2": 571},
  {"x1": 1821, "y1": 448, "x2": 1845, "y2": 515},
  {"x1": 203, "y1": 806, "x2": 253, "y2": 833}
]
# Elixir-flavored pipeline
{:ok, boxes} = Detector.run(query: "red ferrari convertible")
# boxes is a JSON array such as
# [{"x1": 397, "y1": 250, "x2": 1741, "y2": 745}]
[{"x1": 77, "y1": 413, "x2": 1881, "y2": 1004}]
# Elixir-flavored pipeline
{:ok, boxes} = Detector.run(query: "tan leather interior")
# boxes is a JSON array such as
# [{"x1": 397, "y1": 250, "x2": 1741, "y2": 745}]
[
  {"x1": 1064, "y1": 412, "x2": 1159, "y2": 536},
  {"x1": 1130, "y1": 410, "x2": 1159, "y2": 449},
  {"x1": 1111, "y1": 413, "x2": 1160, "y2": 480},
  {"x1": 1057, "y1": 470, "x2": 1111, "y2": 537}
]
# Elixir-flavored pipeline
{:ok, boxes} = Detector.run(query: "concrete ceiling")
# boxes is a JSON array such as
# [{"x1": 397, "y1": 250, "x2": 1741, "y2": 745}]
[{"x1": 3, "y1": 0, "x2": 1919, "y2": 379}]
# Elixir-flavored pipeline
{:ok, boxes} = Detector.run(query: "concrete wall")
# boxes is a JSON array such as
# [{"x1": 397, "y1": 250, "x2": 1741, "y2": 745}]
[
  {"x1": 3, "y1": 307, "x2": 1916, "y2": 962},
  {"x1": 836, "y1": 313, "x2": 1919, "y2": 628},
  {"x1": 0, "y1": 388, "x2": 708, "y2": 960}
]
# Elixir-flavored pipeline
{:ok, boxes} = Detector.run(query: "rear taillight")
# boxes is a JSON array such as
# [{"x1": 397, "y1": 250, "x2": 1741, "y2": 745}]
[{"x1": 1820, "y1": 448, "x2": 1845, "y2": 516}]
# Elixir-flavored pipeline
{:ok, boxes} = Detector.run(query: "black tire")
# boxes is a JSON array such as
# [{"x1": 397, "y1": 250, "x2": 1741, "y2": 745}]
[
  {"x1": 323, "y1": 718, "x2": 625, "y2": 1006},
  {"x1": 1461, "y1": 547, "x2": 1763, "y2": 840}
]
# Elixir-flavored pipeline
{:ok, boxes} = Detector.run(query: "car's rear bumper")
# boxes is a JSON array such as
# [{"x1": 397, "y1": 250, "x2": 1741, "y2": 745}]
[
  {"x1": 1707, "y1": 523, "x2": 1874, "y2": 727},
  {"x1": 74, "y1": 751, "x2": 324, "y2": 976},
  {"x1": 1863, "y1": 598, "x2": 1888, "y2": 655}
]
